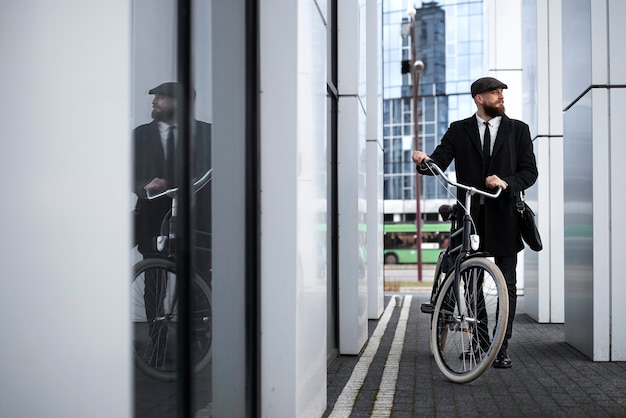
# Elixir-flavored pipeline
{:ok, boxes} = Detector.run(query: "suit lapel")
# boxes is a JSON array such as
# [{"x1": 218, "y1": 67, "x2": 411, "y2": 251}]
[
  {"x1": 463, "y1": 116, "x2": 482, "y2": 156},
  {"x1": 148, "y1": 120, "x2": 166, "y2": 162},
  {"x1": 491, "y1": 115, "x2": 510, "y2": 160}
]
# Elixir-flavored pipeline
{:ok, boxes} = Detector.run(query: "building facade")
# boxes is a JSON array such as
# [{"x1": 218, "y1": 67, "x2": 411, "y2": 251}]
[
  {"x1": 558, "y1": 0, "x2": 626, "y2": 361},
  {"x1": 498, "y1": 0, "x2": 626, "y2": 362},
  {"x1": 2, "y1": 0, "x2": 625, "y2": 417},
  {"x1": 1, "y1": 0, "x2": 384, "y2": 416}
]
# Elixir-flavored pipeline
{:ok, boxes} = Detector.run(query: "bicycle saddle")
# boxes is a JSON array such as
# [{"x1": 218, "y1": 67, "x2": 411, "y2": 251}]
[{"x1": 438, "y1": 204, "x2": 457, "y2": 221}]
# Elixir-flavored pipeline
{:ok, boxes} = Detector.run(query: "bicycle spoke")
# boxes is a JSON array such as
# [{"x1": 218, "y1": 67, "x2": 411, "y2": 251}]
[{"x1": 132, "y1": 258, "x2": 212, "y2": 381}]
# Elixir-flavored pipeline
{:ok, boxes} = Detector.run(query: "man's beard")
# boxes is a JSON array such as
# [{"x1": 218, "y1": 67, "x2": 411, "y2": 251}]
[
  {"x1": 151, "y1": 107, "x2": 175, "y2": 122},
  {"x1": 483, "y1": 102, "x2": 505, "y2": 118}
]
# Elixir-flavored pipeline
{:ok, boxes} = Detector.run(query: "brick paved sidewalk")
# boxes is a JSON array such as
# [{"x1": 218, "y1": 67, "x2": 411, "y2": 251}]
[{"x1": 325, "y1": 293, "x2": 626, "y2": 417}]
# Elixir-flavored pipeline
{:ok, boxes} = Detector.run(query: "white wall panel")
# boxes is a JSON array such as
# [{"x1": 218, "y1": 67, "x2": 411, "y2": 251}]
[
  {"x1": 490, "y1": 0, "x2": 523, "y2": 120},
  {"x1": 536, "y1": 0, "x2": 550, "y2": 136},
  {"x1": 338, "y1": 96, "x2": 368, "y2": 354},
  {"x1": 591, "y1": 88, "x2": 610, "y2": 361},
  {"x1": 491, "y1": 0, "x2": 522, "y2": 69},
  {"x1": 367, "y1": 141, "x2": 384, "y2": 319},
  {"x1": 366, "y1": 0, "x2": 384, "y2": 319},
  {"x1": 260, "y1": 0, "x2": 327, "y2": 415},
  {"x1": 338, "y1": 0, "x2": 361, "y2": 95},
  {"x1": 610, "y1": 89, "x2": 626, "y2": 360},
  {"x1": 295, "y1": 1, "x2": 328, "y2": 414},
  {"x1": 522, "y1": 0, "x2": 564, "y2": 324},
  {"x1": 548, "y1": 0, "x2": 564, "y2": 136},
  {"x1": 337, "y1": 0, "x2": 368, "y2": 355},
  {"x1": 260, "y1": 0, "x2": 298, "y2": 412},
  {"x1": 590, "y1": 0, "x2": 608, "y2": 85},
  {"x1": 530, "y1": 137, "x2": 550, "y2": 321},
  {"x1": 549, "y1": 136, "x2": 565, "y2": 323},
  {"x1": 562, "y1": 0, "x2": 592, "y2": 107},
  {"x1": 0, "y1": 2, "x2": 132, "y2": 417},
  {"x1": 521, "y1": 0, "x2": 540, "y2": 319},
  {"x1": 608, "y1": 0, "x2": 626, "y2": 84}
]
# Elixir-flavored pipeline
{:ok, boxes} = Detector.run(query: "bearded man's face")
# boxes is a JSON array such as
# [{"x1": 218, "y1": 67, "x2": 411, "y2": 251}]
[
  {"x1": 151, "y1": 94, "x2": 177, "y2": 122},
  {"x1": 480, "y1": 89, "x2": 505, "y2": 117}
]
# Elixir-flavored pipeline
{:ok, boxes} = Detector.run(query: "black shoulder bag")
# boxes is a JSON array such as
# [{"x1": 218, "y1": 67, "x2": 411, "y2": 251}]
[{"x1": 509, "y1": 124, "x2": 543, "y2": 252}]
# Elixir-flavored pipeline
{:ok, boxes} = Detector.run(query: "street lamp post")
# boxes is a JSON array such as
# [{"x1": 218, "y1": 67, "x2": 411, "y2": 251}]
[{"x1": 407, "y1": 8, "x2": 424, "y2": 282}]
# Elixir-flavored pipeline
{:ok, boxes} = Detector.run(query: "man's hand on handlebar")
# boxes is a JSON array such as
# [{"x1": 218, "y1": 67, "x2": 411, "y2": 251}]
[
  {"x1": 485, "y1": 175, "x2": 508, "y2": 191},
  {"x1": 144, "y1": 178, "x2": 168, "y2": 193},
  {"x1": 412, "y1": 150, "x2": 429, "y2": 167}
]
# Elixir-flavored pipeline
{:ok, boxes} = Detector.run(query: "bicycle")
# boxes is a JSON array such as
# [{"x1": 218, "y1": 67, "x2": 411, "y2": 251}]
[
  {"x1": 418, "y1": 159, "x2": 509, "y2": 383},
  {"x1": 131, "y1": 170, "x2": 212, "y2": 381}
]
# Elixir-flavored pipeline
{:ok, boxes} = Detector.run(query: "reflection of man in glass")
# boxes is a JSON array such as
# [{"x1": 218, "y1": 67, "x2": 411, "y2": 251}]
[
  {"x1": 133, "y1": 82, "x2": 211, "y2": 257},
  {"x1": 133, "y1": 82, "x2": 211, "y2": 358}
]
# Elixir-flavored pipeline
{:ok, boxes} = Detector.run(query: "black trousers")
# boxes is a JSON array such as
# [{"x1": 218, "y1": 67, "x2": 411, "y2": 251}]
[
  {"x1": 494, "y1": 255, "x2": 517, "y2": 347},
  {"x1": 477, "y1": 206, "x2": 518, "y2": 350}
]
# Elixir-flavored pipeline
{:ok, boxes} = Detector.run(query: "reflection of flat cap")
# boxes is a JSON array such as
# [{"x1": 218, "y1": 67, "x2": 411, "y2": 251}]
[
  {"x1": 149, "y1": 82, "x2": 179, "y2": 98},
  {"x1": 470, "y1": 77, "x2": 508, "y2": 97},
  {"x1": 149, "y1": 82, "x2": 196, "y2": 100}
]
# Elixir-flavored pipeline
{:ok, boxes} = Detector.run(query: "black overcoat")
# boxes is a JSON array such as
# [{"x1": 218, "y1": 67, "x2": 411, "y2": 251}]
[
  {"x1": 133, "y1": 119, "x2": 212, "y2": 256},
  {"x1": 420, "y1": 114, "x2": 538, "y2": 256}
]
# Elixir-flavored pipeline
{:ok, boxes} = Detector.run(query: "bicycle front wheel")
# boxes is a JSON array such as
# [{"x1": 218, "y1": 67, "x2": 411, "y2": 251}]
[
  {"x1": 131, "y1": 258, "x2": 212, "y2": 381},
  {"x1": 431, "y1": 257, "x2": 508, "y2": 383}
]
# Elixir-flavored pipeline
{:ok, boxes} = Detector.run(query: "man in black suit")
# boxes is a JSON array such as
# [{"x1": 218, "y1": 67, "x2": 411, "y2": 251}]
[
  {"x1": 133, "y1": 82, "x2": 211, "y2": 356},
  {"x1": 133, "y1": 82, "x2": 211, "y2": 257},
  {"x1": 412, "y1": 77, "x2": 538, "y2": 368}
]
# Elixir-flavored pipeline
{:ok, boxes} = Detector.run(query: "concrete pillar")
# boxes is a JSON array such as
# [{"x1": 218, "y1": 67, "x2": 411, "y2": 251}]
[
  {"x1": 337, "y1": 0, "x2": 369, "y2": 354},
  {"x1": 366, "y1": 0, "x2": 384, "y2": 320}
]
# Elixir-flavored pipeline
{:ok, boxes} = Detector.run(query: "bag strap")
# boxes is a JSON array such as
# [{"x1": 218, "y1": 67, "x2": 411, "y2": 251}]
[{"x1": 508, "y1": 121, "x2": 526, "y2": 215}]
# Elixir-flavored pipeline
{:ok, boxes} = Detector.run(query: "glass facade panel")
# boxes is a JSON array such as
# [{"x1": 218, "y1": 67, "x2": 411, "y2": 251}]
[
  {"x1": 131, "y1": 3, "x2": 180, "y2": 415},
  {"x1": 382, "y1": 0, "x2": 485, "y2": 209},
  {"x1": 131, "y1": 1, "x2": 215, "y2": 415},
  {"x1": 392, "y1": 98, "x2": 402, "y2": 122}
]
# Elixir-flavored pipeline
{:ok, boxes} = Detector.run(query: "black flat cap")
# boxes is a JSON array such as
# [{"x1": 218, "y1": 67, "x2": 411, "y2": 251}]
[
  {"x1": 148, "y1": 82, "x2": 179, "y2": 98},
  {"x1": 470, "y1": 77, "x2": 508, "y2": 97},
  {"x1": 149, "y1": 82, "x2": 197, "y2": 100}
]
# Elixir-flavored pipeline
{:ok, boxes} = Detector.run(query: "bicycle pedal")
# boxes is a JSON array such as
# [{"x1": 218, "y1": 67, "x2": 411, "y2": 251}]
[{"x1": 420, "y1": 303, "x2": 434, "y2": 314}]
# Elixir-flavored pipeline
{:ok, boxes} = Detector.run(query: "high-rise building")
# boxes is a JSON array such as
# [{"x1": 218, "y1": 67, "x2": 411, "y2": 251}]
[{"x1": 382, "y1": 0, "x2": 486, "y2": 222}]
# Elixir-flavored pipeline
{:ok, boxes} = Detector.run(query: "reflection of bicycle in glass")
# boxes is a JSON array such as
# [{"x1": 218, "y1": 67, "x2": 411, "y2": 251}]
[
  {"x1": 131, "y1": 170, "x2": 212, "y2": 381},
  {"x1": 419, "y1": 160, "x2": 508, "y2": 384}
]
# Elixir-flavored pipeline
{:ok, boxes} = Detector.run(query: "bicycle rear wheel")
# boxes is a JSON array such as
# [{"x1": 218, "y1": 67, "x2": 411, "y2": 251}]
[
  {"x1": 431, "y1": 257, "x2": 508, "y2": 383},
  {"x1": 131, "y1": 258, "x2": 212, "y2": 381}
]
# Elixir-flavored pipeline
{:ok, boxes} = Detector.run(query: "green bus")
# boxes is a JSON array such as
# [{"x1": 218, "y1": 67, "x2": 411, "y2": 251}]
[{"x1": 383, "y1": 222, "x2": 451, "y2": 264}]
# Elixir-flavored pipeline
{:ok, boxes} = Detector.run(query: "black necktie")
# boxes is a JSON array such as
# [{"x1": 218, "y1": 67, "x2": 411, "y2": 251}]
[
  {"x1": 166, "y1": 126, "x2": 175, "y2": 183},
  {"x1": 483, "y1": 121, "x2": 491, "y2": 178}
]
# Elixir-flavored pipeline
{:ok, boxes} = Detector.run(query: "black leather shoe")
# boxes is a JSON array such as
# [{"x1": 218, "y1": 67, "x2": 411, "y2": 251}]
[{"x1": 493, "y1": 349, "x2": 512, "y2": 369}]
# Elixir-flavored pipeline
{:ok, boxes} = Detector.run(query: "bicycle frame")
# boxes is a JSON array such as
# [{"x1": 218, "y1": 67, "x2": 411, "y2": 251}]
[
  {"x1": 145, "y1": 169, "x2": 213, "y2": 254},
  {"x1": 133, "y1": 169, "x2": 213, "y2": 381},
  {"x1": 422, "y1": 160, "x2": 501, "y2": 317}
]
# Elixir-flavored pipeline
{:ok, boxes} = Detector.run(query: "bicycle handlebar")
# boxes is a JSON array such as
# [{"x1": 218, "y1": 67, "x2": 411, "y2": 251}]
[
  {"x1": 146, "y1": 168, "x2": 213, "y2": 200},
  {"x1": 421, "y1": 159, "x2": 502, "y2": 199}
]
